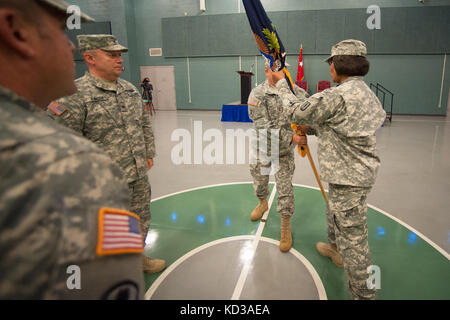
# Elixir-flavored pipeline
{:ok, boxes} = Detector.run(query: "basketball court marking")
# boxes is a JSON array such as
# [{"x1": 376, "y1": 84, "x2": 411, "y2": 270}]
[
  {"x1": 152, "y1": 182, "x2": 449, "y2": 261},
  {"x1": 291, "y1": 183, "x2": 450, "y2": 261},
  {"x1": 151, "y1": 182, "x2": 254, "y2": 203},
  {"x1": 145, "y1": 182, "x2": 449, "y2": 299},
  {"x1": 230, "y1": 185, "x2": 277, "y2": 300},
  {"x1": 144, "y1": 235, "x2": 327, "y2": 300}
]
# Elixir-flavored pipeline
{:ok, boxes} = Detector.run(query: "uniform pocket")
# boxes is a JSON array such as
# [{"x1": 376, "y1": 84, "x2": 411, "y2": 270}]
[{"x1": 334, "y1": 203, "x2": 366, "y2": 230}]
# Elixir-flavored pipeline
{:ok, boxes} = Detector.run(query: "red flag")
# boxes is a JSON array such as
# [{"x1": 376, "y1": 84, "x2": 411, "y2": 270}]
[{"x1": 296, "y1": 44, "x2": 304, "y2": 81}]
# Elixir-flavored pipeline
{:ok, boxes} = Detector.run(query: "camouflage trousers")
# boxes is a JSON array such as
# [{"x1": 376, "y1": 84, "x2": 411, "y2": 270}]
[
  {"x1": 326, "y1": 183, "x2": 376, "y2": 300},
  {"x1": 128, "y1": 176, "x2": 151, "y2": 240},
  {"x1": 250, "y1": 152, "x2": 295, "y2": 217}
]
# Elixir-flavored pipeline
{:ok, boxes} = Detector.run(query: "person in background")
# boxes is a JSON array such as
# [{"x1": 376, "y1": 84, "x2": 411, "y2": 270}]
[{"x1": 140, "y1": 77, "x2": 155, "y2": 116}]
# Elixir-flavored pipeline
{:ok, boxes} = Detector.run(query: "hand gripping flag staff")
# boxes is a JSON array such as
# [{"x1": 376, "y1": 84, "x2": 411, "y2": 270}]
[{"x1": 242, "y1": 0, "x2": 327, "y2": 201}]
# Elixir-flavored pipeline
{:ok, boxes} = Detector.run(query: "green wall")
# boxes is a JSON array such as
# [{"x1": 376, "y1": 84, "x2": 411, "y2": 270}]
[
  {"x1": 161, "y1": 7, "x2": 450, "y2": 57},
  {"x1": 70, "y1": 0, "x2": 450, "y2": 115}
]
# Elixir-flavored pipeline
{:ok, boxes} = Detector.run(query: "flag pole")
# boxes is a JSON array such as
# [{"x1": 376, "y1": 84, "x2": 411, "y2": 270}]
[
  {"x1": 293, "y1": 43, "x2": 328, "y2": 202},
  {"x1": 305, "y1": 145, "x2": 328, "y2": 201}
]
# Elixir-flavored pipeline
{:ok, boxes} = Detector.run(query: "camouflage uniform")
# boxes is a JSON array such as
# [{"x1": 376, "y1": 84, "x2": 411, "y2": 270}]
[
  {"x1": 48, "y1": 71, "x2": 155, "y2": 237},
  {"x1": 0, "y1": 85, "x2": 144, "y2": 299},
  {"x1": 248, "y1": 81, "x2": 308, "y2": 217},
  {"x1": 274, "y1": 40, "x2": 386, "y2": 300}
]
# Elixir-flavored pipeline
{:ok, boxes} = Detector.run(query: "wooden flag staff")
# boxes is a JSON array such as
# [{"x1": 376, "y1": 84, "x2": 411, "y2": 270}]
[{"x1": 292, "y1": 124, "x2": 328, "y2": 202}]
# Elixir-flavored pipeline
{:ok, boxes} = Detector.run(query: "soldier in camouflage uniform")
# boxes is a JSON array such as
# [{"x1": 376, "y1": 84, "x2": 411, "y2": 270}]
[
  {"x1": 266, "y1": 39, "x2": 386, "y2": 300},
  {"x1": 0, "y1": 0, "x2": 144, "y2": 299},
  {"x1": 47, "y1": 34, "x2": 165, "y2": 274},
  {"x1": 248, "y1": 78, "x2": 308, "y2": 252}
]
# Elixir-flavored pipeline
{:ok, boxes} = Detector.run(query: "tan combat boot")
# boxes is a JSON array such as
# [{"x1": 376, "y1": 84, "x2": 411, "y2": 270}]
[
  {"x1": 250, "y1": 199, "x2": 268, "y2": 221},
  {"x1": 142, "y1": 256, "x2": 166, "y2": 273},
  {"x1": 279, "y1": 215, "x2": 292, "y2": 252},
  {"x1": 316, "y1": 242, "x2": 343, "y2": 268}
]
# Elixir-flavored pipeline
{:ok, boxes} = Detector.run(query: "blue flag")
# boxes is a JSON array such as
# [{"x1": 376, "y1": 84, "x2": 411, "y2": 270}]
[{"x1": 242, "y1": 0, "x2": 294, "y2": 93}]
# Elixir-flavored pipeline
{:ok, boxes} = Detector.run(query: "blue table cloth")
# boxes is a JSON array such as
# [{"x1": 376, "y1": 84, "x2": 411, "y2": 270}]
[{"x1": 221, "y1": 105, "x2": 252, "y2": 122}]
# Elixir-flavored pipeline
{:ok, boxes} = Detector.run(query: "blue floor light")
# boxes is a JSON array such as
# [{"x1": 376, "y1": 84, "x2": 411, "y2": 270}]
[
  {"x1": 197, "y1": 215, "x2": 205, "y2": 224},
  {"x1": 408, "y1": 232, "x2": 417, "y2": 244}
]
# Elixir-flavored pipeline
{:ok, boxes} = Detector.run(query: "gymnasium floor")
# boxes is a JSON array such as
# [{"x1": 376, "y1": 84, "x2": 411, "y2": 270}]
[{"x1": 143, "y1": 110, "x2": 450, "y2": 300}]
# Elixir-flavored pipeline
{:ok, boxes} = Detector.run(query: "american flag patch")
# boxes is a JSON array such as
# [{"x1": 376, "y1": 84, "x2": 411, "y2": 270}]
[
  {"x1": 96, "y1": 208, "x2": 143, "y2": 256},
  {"x1": 48, "y1": 102, "x2": 67, "y2": 116},
  {"x1": 248, "y1": 99, "x2": 260, "y2": 107}
]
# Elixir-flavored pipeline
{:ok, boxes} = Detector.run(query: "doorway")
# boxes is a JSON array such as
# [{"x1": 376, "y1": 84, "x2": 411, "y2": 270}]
[{"x1": 140, "y1": 66, "x2": 177, "y2": 111}]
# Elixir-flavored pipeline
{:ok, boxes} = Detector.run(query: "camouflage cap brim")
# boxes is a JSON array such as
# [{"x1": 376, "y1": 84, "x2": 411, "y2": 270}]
[
  {"x1": 101, "y1": 44, "x2": 129, "y2": 53},
  {"x1": 38, "y1": 0, "x2": 94, "y2": 22},
  {"x1": 324, "y1": 39, "x2": 367, "y2": 63},
  {"x1": 77, "y1": 34, "x2": 128, "y2": 53}
]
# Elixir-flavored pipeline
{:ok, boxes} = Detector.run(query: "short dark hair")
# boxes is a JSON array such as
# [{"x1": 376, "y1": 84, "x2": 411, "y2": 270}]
[{"x1": 329, "y1": 55, "x2": 370, "y2": 77}]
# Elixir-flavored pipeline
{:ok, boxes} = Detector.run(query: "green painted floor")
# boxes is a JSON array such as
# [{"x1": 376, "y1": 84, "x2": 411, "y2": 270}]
[{"x1": 144, "y1": 183, "x2": 450, "y2": 300}]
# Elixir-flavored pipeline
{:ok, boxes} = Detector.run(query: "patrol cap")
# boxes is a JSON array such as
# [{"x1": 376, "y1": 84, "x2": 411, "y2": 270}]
[
  {"x1": 37, "y1": 0, "x2": 94, "y2": 22},
  {"x1": 77, "y1": 34, "x2": 128, "y2": 53},
  {"x1": 325, "y1": 39, "x2": 367, "y2": 63}
]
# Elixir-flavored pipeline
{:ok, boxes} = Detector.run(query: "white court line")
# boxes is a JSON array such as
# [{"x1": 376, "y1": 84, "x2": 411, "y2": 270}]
[
  {"x1": 261, "y1": 237, "x2": 327, "y2": 300},
  {"x1": 145, "y1": 235, "x2": 253, "y2": 300},
  {"x1": 149, "y1": 180, "x2": 449, "y2": 295},
  {"x1": 144, "y1": 235, "x2": 327, "y2": 300},
  {"x1": 230, "y1": 185, "x2": 277, "y2": 300},
  {"x1": 151, "y1": 181, "x2": 253, "y2": 202},
  {"x1": 367, "y1": 204, "x2": 450, "y2": 261},
  {"x1": 145, "y1": 182, "x2": 449, "y2": 300},
  {"x1": 292, "y1": 183, "x2": 450, "y2": 261}
]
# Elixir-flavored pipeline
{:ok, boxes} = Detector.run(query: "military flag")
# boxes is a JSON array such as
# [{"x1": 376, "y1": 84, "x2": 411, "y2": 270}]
[
  {"x1": 297, "y1": 44, "x2": 304, "y2": 82},
  {"x1": 242, "y1": 0, "x2": 295, "y2": 93},
  {"x1": 242, "y1": 0, "x2": 327, "y2": 201}
]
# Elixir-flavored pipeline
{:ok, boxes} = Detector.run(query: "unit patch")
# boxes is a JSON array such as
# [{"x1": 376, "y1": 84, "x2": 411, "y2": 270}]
[{"x1": 300, "y1": 101, "x2": 311, "y2": 111}]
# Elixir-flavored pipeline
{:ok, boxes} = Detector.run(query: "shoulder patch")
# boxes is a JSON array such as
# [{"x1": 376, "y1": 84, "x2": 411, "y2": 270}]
[
  {"x1": 48, "y1": 102, "x2": 67, "y2": 116},
  {"x1": 300, "y1": 101, "x2": 311, "y2": 111},
  {"x1": 97, "y1": 208, "x2": 143, "y2": 256},
  {"x1": 248, "y1": 98, "x2": 260, "y2": 107}
]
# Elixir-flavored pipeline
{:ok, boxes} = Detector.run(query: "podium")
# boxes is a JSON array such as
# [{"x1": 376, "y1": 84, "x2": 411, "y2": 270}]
[{"x1": 237, "y1": 71, "x2": 253, "y2": 104}]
